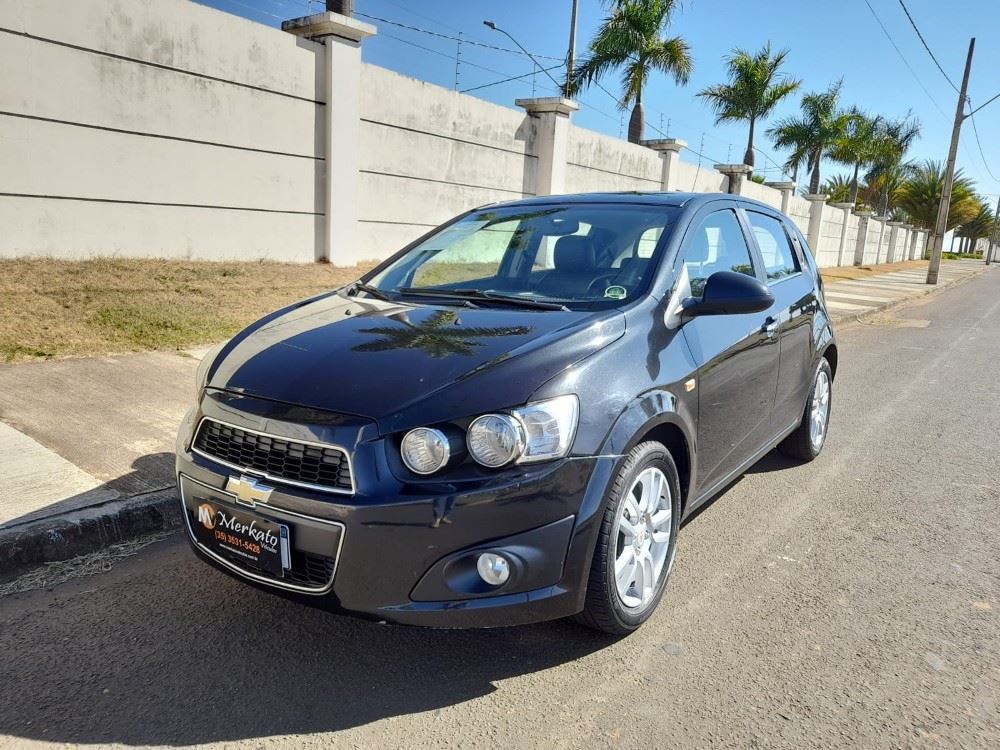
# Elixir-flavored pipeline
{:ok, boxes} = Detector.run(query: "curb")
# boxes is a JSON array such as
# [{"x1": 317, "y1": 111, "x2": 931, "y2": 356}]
[
  {"x1": 0, "y1": 487, "x2": 182, "y2": 584},
  {"x1": 827, "y1": 264, "x2": 990, "y2": 326}
]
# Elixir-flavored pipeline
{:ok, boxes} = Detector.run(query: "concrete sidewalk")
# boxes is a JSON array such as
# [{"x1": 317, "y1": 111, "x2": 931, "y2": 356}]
[
  {"x1": 0, "y1": 259, "x2": 991, "y2": 580},
  {"x1": 821, "y1": 259, "x2": 986, "y2": 322}
]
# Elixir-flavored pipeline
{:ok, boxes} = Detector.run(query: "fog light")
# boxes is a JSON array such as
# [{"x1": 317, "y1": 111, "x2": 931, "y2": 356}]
[{"x1": 476, "y1": 552, "x2": 510, "y2": 586}]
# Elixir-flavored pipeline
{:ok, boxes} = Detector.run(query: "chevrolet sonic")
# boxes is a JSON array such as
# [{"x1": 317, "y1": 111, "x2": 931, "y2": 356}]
[{"x1": 176, "y1": 192, "x2": 837, "y2": 635}]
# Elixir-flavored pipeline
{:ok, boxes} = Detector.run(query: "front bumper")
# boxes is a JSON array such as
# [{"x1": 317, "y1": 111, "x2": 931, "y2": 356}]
[{"x1": 176, "y1": 400, "x2": 619, "y2": 628}]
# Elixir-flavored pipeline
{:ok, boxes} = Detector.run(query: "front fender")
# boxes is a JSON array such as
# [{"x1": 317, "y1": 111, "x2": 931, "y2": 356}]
[{"x1": 597, "y1": 390, "x2": 697, "y2": 510}]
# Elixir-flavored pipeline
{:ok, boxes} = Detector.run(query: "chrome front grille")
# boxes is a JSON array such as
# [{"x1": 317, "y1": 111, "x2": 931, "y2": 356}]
[{"x1": 192, "y1": 418, "x2": 353, "y2": 494}]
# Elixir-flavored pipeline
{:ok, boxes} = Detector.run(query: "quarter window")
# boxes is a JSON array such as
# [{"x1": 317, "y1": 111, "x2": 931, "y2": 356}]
[
  {"x1": 679, "y1": 210, "x2": 756, "y2": 298},
  {"x1": 747, "y1": 212, "x2": 800, "y2": 281}
]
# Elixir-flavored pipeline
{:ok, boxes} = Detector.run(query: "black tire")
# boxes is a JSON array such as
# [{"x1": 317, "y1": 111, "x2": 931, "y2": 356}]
[
  {"x1": 573, "y1": 441, "x2": 681, "y2": 636},
  {"x1": 778, "y1": 358, "x2": 833, "y2": 462}
]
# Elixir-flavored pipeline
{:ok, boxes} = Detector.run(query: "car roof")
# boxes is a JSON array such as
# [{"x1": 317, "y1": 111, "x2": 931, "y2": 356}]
[{"x1": 478, "y1": 191, "x2": 784, "y2": 214}]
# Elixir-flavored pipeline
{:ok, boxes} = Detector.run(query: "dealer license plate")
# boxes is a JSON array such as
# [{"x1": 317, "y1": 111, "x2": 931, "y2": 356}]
[{"x1": 192, "y1": 499, "x2": 290, "y2": 577}]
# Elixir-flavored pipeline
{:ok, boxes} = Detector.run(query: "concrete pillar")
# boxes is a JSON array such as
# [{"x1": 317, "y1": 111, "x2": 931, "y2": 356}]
[
  {"x1": 642, "y1": 139, "x2": 687, "y2": 191},
  {"x1": 829, "y1": 202, "x2": 854, "y2": 267},
  {"x1": 765, "y1": 181, "x2": 797, "y2": 214},
  {"x1": 714, "y1": 163, "x2": 753, "y2": 195},
  {"x1": 871, "y1": 217, "x2": 889, "y2": 263},
  {"x1": 907, "y1": 227, "x2": 920, "y2": 260},
  {"x1": 804, "y1": 194, "x2": 828, "y2": 258},
  {"x1": 283, "y1": 11, "x2": 376, "y2": 263},
  {"x1": 516, "y1": 97, "x2": 578, "y2": 196},
  {"x1": 898, "y1": 224, "x2": 911, "y2": 262},
  {"x1": 886, "y1": 221, "x2": 905, "y2": 263},
  {"x1": 853, "y1": 211, "x2": 873, "y2": 266}
]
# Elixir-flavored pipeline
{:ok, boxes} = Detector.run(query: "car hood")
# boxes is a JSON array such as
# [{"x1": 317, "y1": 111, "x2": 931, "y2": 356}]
[{"x1": 207, "y1": 292, "x2": 625, "y2": 433}]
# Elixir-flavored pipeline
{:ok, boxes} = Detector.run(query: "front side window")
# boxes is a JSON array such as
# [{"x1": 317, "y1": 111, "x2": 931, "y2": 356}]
[
  {"x1": 678, "y1": 209, "x2": 756, "y2": 298},
  {"x1": 747, "y1": 211, "x2": 800, "y2": 281},
  {"x1": 368, "y1": 204, "x2": 677, "y2": 308}
]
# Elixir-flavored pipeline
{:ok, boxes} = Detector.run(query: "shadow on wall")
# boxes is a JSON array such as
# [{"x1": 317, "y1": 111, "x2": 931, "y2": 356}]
[
  {"x1": 516, "y1": 114, "x2": 538, "y2": 197},
  {"x1": 0, "y1": 538, "x2": 614, "y2": 746}
]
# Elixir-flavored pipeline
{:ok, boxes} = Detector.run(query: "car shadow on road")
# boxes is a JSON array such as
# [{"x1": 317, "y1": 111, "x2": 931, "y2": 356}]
[{"x1": 0, "y1": 535, "x2": 616, "y2": 746}]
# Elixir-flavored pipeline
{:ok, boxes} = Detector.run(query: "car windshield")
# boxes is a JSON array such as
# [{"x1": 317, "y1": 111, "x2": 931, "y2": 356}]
[{"x1": 365, "y1": 204, "x2": 677, "y2": 308}]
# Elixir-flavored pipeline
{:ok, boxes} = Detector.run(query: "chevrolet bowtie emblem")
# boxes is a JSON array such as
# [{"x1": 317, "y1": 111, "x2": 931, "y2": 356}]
[{"x1": 225, "y1": 475, "x2": 274, "y2": 506}]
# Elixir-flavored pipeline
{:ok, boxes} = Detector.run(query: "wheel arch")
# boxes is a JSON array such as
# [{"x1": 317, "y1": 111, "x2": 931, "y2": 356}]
[{"x1": 601, "y1": 395, "x2": 696, "y2": 515}]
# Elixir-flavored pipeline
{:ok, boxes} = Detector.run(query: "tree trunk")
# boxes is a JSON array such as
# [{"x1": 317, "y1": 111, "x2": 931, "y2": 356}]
[
  {"x1": 849, "y1": 162, "x2": 860, "y2": 204},
  {"x1": 809, "y1": 147, "x2": 821, "y2": 194},
  {"x1": 627, "y1": 95, "x2": 644, "y2": 144},
  {"x1": 744, "y1": 118, "x2": 756, "y2": 172}
]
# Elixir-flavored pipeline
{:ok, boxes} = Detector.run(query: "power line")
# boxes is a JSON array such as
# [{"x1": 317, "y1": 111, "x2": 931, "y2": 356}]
[
  {"x1": 966, "y1": 106, "x2": 1000, "y2": 184},
  {"x1": 861, "y1": 0, "x2": 949, "y2": 122},
  {"x1": 896, "y1": 0, "x2": 960, "y2": 93},
  {"x1": 355, "y1": 11, "x2": 564, "y2": 61},
  {"x1": 461, "y1": 64, "x2": 564, "y2": 94}
]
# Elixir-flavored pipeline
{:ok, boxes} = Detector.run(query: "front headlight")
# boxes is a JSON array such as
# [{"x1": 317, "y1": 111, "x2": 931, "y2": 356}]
[
  {"x1": 401, "y1": 427, "x2": 451, "y2": 475},
  {"x1": 467, "y1": 395, "x2": 579, "y2": 468},
  {"x1": 510, "y1": 394, "x2": 579, "y2": 464},
  {"x1": 467, "y1": 414, "x2": 525, "y2": 468}
]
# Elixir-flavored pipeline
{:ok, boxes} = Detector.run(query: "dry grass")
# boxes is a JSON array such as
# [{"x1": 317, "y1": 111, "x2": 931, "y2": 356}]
[
  {"x1": 820, "y1": 259, "x2": 929, "y2": 282},
  {"x1": 0, "y1": 258, "x2": 376, "y2": 362}
]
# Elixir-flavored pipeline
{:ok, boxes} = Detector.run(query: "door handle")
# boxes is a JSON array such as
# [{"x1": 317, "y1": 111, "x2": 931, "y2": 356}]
[{"x1": 762, "y1": 316, "x2": 779, "y2": 338}]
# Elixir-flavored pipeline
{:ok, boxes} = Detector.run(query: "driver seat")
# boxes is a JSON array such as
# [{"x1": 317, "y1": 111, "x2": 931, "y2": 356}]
[{"x1": 534, "y1": 235, "x2": 600, "y2": 299}]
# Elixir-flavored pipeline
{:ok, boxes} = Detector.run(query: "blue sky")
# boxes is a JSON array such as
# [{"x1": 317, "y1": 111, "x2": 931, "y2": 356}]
[{"x1": 201, "y1": 0, "x2": 1000, "y2": 198}]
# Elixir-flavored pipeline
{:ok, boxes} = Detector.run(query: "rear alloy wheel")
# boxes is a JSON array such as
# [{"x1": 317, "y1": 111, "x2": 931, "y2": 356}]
[
  {"x1": 779, "y1": 358, "x2": 833, "y2": 461},
  {"x1": 574, "y1": 441, "x2": 681, "y2": 635}
]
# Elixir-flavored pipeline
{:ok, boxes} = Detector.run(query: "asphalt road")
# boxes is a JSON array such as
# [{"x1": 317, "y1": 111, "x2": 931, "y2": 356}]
[{"x1": 2, "y1": 268, "x2": 998, "y2": 749}]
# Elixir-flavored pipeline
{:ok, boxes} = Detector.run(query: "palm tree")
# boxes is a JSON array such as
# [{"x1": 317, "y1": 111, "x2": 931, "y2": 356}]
[
  {"x1": 353, "y1": 310, "x2": 530, "y2": 358},
  {"x1": 819, "y1": 174, "x2": 853, "y2": 204},
  {"x1": 859, "y1": 162, "x2": 914, "y2": 216},
  {"x1": 697, "y1": 42, "x2": 800, "y2": 174},
  {"x1": 864, "y1": 115, "x2": 921, "y2": 215},
  {"x1": 828, "y1": 110, "x2": 883, "y2": 204},
  {"x1": 768, "y1": 81, "x2": 852, "y2": 195},
  {"x1": 569, "y1": 0, "x2": 692, "y2": 143},
  {"x1": 955, "y1": 197, "x2": 995, "y2": 253},
  {"x1": 895, "y1": 160, "x2": 979, "y2": 232}
]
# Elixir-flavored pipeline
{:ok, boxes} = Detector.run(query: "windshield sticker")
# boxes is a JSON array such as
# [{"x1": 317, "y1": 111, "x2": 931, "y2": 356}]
[{"x1": 604, "y1": 285, "x2": 627, "y2": 300}]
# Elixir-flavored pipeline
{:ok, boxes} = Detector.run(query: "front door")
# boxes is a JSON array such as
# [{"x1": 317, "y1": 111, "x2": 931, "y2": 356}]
[{"x1": 676, "y1": 206, "x2": 780, "y2": 494}]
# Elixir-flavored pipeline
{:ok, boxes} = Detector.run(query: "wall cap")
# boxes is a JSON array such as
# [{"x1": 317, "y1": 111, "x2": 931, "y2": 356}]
[
  {"x1": 713, "y1": 163, "x2": 752, "y2": 175},
  {"x1": 641, "y1": 138, "x2": 687, "y2": 153},
  {"x1": 282, "y1": 12, "x2": 376, "y2": 42},
  {"x1": 887, "y1": 221, "x2": 906, "y2": 226},
  {"x1": 515, "y1": 97, "x2": 579, "y2": 116},
  {"x1": 765, "y1": 181, "x2": 797, "y2": 191},
  {"x1": 854, "y1": 210, "x2": 874, "y2": 217},
  {"x1": 803, "y1": 193, "x2": 828, "y2": 203},
  {"x1": 830, "y1": 202, "x2": 855, "y2": 209}
]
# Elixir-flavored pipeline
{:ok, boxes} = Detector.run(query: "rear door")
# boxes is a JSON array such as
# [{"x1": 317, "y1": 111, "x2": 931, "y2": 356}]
[
  {"x1": 676, "y1": 204, "x2": 780, "y2": 494},
  {"x1": 743, "y1": 209, "x2": 817, "y2": 435}
]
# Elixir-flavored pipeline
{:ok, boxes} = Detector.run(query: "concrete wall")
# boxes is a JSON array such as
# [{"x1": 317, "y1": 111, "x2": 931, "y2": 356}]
[
  {"x1": 0, "y1": 0, "x2": 926, "y2": 269},
  {"x1": 0, "y1": 0, "x2": 325, "y2": 261}
]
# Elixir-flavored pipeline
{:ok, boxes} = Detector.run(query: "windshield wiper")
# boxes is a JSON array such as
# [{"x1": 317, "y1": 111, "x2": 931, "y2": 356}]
[
  {"x1": 347, "y1": 281, "x2": 393, "y2": 302},
  {"x1": 398, "y1": 287, "x2": 569, "y2": 311}
]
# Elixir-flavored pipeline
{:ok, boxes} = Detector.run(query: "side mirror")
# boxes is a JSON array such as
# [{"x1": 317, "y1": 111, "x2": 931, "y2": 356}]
[{"x1": 683, "y1": 270, "x2": 774, "y2": 317}]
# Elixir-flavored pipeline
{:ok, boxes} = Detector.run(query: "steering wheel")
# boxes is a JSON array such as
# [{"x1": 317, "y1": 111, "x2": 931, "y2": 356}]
[{"x1": 586, "y1": 272, "x2": 625, "y2": 297}]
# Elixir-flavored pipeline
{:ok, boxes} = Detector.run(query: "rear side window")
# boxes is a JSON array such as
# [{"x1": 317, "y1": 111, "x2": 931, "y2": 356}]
[
  {"x1": 679, "y1": 209, "x2": 756, "y2": 298},
  {"x1": 747, "y1": 212, "x2": 800, "y2": 281}
]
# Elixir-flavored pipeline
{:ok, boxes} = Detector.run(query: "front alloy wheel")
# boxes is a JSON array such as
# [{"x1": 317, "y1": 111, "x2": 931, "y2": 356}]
[{"x1": 575, "y1": 441, "x2": 681, "y2": 635}]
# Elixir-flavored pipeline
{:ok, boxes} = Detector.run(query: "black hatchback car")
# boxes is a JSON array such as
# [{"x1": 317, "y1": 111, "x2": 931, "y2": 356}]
[{"x1": 176, "y1": 192, "x2": 836, "y2": 635}]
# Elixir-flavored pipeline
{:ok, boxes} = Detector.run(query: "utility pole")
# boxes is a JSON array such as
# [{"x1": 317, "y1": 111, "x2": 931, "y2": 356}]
[
  {"x1": 986, "y1": 194, "x2": 1000, "y2": 265},
  {"x1": 927, "y1": 38, "x2": 975, "y2": 285},
  {"x1": 564, "y1": 0, "x2": 579, "y2": 98},
  {"x1": 454, "y1": 32, "x2": 462, "y2": 90}
]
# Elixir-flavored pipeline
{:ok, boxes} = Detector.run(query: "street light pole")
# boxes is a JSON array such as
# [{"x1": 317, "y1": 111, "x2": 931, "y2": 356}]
[
  {"x1": 483, "y1": 21, "x2": 563, "y2": 93},
  {"x1": 565, "y1": 0, "x2": 579, "y2": 98},
  {"x1": 926, "y1": 38, "x2": 975, "y2": 285}
]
